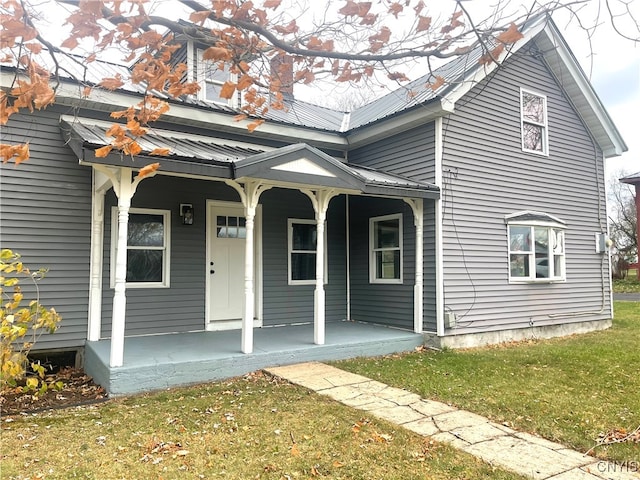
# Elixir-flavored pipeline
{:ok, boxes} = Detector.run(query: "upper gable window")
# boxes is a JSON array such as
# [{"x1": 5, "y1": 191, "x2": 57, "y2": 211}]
[
  {"x1": 520, "y1": 89, "x2": 548, "y2": 155},
  {"x1": 197, "y1": 48, "x2": 238, "y2": 107}
]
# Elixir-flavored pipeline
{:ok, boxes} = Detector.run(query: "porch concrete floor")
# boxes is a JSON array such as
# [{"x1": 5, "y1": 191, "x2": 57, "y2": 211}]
[{"x1": 84, "y1": 321, "x2": 425, "y2": 396}]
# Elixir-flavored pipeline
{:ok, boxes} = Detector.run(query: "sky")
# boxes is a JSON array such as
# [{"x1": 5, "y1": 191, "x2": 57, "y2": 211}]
[{"x1": 24, "y1": 0, "x2": 640, "y2": 180}]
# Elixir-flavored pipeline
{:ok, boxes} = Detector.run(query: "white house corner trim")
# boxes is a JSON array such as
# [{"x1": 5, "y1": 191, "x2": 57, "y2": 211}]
[
  {"x1": 435, "y1": 117, "x2": 445, "y2": 337},
  {"x1": 403, "y1": 198, "x2": 424, "y2": 334}
]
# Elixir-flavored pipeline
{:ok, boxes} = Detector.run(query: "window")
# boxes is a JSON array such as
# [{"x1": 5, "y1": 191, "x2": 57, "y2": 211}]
[
  {"x1": 288, "y1": 219, "x2": 327, "y2": 285},
  {"x1": 508, "y1": 221, "x2": 565, "y2": 283},
  {"x1": 111, "y1": 208, "x2": 170, "y2": 288},
  {"x1": 197, "y1": 49, "x2": 238, "y2": 106},
  {"x1": 521, "y1": 89, "x2": 548, "y2": 155},
  {"x1": 370, "y1": 214, "x2": 402, "y2": 284}
]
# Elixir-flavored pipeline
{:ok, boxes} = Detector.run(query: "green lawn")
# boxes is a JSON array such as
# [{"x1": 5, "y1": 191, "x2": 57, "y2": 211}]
[
  {"x1": 336, "y1": 302, "x2": 640, "y2": 462},
  {"x1": 1, "y1": 373, "x2": 525, "y2": 480}
]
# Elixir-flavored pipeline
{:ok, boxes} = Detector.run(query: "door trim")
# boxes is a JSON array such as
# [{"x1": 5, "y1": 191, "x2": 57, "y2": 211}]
[{"x1": 205, "y1": 199, "x2": 263, "y2": 331}]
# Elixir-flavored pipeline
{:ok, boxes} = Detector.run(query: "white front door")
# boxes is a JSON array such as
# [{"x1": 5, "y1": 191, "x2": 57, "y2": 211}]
[{"x1": 208, "y1": 202, "x2": 247, "y2": 329}]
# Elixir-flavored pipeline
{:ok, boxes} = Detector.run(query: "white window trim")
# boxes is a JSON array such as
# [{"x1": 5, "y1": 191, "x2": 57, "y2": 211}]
[
  {"x1": 110, "y1": 207, "x2": 171, "y2": 289},
  {"x1": 369, "y1": 213, "x2": 403, "y2": 284},
  {"x1": 287, "y1": 218, "x2": 328, "y2": 286},
  {"x1": 520, "y1": 88, "x2": 549, "y2": 156},
  {"x1": 507, "y1": 223, "x2": 566, "y2": 284},
  {"x1": 196, "y1": 48, "x2": 238, "y2": 107}
]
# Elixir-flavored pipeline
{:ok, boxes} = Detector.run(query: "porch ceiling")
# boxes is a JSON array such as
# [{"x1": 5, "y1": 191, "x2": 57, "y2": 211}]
[{"x1": 61, "y1": 115, "x2": 439, "y2": 199}]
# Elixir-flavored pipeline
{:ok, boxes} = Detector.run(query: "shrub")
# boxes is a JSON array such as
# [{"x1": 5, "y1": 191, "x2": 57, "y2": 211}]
[{"x1": 1, "y1": 249, "x2": 62, "y2": 393}]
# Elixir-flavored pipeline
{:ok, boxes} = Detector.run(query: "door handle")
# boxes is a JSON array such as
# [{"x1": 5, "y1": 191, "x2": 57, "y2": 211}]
[{"x1": 210, "y1": 270, "x2": 215, "y2": 274}]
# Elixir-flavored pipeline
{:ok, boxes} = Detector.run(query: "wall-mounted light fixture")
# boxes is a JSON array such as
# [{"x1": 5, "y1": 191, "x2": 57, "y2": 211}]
[{"x1": 180, "y1": 203, "x2": 194, "y2": 225}]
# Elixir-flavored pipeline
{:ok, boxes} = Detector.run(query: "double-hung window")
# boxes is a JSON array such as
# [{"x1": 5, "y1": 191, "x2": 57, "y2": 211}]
[
  {"x1": 370, "y1": 214, "x2": 402, "y2": 284},
  {"x1": 507, "y1": 212, "x2": 565, "y2": 283},
  {"x1": 288, "y1": 219, "x2": 327, "y2": 285},
  {"x1": 520, "y1": 89, "x2": 548, "y2": 155},
  {"x1": 196, "y1": 48, "x2": 238, "y2": 106},
  {"x1": 111, "y1": 208, "x2": 170, "y2": 288}
]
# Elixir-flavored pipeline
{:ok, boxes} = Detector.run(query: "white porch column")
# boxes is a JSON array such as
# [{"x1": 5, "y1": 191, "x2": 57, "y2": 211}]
[
  {"x1": 404, "y1": 198, "x2": 424, "y2": 333},
  {"x1": 302, "y1": 189, "x2": 337, "y2": 345},
  {"x1": 87, "y1": 169, "x2": 112, "y2": 342},
  {"x1": 225, "y1": 179, "x2": 271, "y2": 354},
  {"x1": 95, "y1": 166, "x2": 150, "y2": 367}
]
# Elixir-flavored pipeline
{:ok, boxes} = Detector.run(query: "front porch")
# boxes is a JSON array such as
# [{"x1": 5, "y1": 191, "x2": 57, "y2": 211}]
[{"x1": 84, "y1": 321, "x2": 425, "y2": 396}]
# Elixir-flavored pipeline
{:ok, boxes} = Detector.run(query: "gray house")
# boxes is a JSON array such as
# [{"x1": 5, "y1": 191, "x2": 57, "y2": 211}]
[{"x1": 0, "y1": 16, "x2": 626, "y2": 394}]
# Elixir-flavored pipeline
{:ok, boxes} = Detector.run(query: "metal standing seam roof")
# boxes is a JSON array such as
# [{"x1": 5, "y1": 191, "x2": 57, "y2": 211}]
[
  {"x1": 63, "y1": 117, "x2": 439, "y2": 197},
  {"x1": 65, "y1": 119, "x2": 266, "y2": 164}
]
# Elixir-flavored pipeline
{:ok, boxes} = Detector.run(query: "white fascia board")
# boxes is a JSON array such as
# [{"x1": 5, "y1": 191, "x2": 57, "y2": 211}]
[
  {"x1": 345, "y1": 99, "x2": 453, "y2": 148},
  {"x1": 539, "y1": 24, "x2": 627, "y2": 158},
  {"x1": 1, "y1": 70, "x2": 347, "y2": 150}
]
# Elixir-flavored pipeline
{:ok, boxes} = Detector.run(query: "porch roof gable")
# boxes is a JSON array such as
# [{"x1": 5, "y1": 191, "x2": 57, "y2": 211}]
[{"x1": 61, "y1": 116, "x2": 439, "y2": 199}]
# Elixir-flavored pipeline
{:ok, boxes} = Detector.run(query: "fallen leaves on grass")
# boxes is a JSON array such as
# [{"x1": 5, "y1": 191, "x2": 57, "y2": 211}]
[{"x1": 586, "y1": 425, "x2": 640, "y2": 455}]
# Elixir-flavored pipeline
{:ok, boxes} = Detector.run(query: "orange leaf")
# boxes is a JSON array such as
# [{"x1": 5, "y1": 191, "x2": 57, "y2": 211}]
[
  {"x1": 94, "y1": 145, "x2": 113, "y2": 158},
  {"x1": 388, "y1": 2, "x2": 403, "y2": 18},
  {"x1": 14, "y1": 143, "x2": 30, "y2": 164},
  {"x1": 61, "y1": 37, "x2": 79, "y2": 50},
  {"x1": 233, "y1": 114, "x2": 248, "y2": 122},
  {"x1": 388, "y1": 72, "x2": 409, "y2": 82},
  {"x1": 428, "y1": 75, "x2": 445, "y2": 91},
  {"x1": 290, "y1": 443, "x2": 300, "y2": 457},
  {"x1": 99, "y1": 75, "x2": 124, "y2": 90},
  {"x1": 124, "y1": 141, "x2": 142, "y2": 156},
  {"x1": 189, "y1": 10, "x2": 211, "y2": 24},
  {"x1": 82, "y1": 86, "x2": 92, "y2": 98},
  {"x1": 219, "y1": 81, "x2": 236, "y2": 99},
  {"x1": 263, "y1": 0, "x2": 281, "y2": 8},
  {"x1": 339, "y1": 0, "x2": 359, "y2": 16},
  {"x1": 149, "y1": 147, "x2": 171, "y2": 156},
  {"x1": 247, "y1": 119, "x2": 265, "y2": 132},
  {"x1": 417, "y1": 16, "x2": 432, "y2": 33},
  {"x1": 24, "y1": 43, "x2": 43, "y2": 54},
  {"x1": 201, "y1": 47, "x2": 232, "y2": 62},
  {"x1": 497, "y1": 22, "x2": 524, "y2": 45},
  {"x1": 137, "y1": 162, "x2": 160, "y2": 178},
  {"x1": 333, "y1": 461, "x2": 345, "y2": 468}
]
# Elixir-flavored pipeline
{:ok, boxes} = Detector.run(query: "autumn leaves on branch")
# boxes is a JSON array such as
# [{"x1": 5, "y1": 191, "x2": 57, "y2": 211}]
[{"x1": 1, "y1": 0, "x2": 528, "y2": 173}]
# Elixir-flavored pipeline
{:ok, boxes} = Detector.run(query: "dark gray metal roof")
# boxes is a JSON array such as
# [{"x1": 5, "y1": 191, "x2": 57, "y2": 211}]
[
  {"x1": 62, "y1": 117, "x2": 438, "y2": 198},
  {"x1": 64, "y1": 118, "x2": 265, "y2": 164},
  {"x1": 620, "y1": 171, "x2": 640, "y2": 185}
]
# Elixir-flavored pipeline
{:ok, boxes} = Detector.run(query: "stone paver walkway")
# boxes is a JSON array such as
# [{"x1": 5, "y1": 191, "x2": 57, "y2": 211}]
[{"x1": 265, "y1": 362, "x2": 639, "y2": 480}]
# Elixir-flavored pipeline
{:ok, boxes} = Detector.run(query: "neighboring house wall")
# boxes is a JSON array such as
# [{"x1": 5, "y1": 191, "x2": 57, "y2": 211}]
[
  {"x1": 440, "y1": 47, "x2": 610, "y2": 335},
  {"x1": 0, "y1": 109, "x2": 92, "y2": 349},
  {"x1": 348, "y1": 123, "x2": 438, "y2": 332}
]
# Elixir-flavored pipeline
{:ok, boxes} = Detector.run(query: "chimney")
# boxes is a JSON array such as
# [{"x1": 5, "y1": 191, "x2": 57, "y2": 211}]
[{"x1": 270, "y1": 53, "x2": 294, "y2": 97}]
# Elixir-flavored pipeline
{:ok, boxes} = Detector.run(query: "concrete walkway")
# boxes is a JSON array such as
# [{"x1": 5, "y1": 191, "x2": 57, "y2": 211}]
[{"x1": 265, "y1": 362, "x2": 639, "y2": 480}]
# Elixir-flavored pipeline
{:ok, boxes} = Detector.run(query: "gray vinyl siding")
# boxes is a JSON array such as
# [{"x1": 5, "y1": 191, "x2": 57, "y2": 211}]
[
  {"x1": 348, "y1": 122, "x2": 436, "y2": 184},
  {"x1": 349, "y1": 196, "x2": 416, "y2": 330},
  {"x1": 348, "y1": 123, "x2": 437, "y2": 332},
  {"x1": 440, "y1": 48, "x2": 611, "y2": 334},
  {"x1": 101, "y1": 176, "x2": 240, "y2": 337},
  {"x1": 261, "y1": 188, "x2": 347, "y2": 326},
  {"x1": 0, "y1": 108, "x2": 92, "y2": 349}
]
